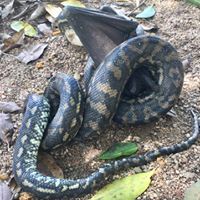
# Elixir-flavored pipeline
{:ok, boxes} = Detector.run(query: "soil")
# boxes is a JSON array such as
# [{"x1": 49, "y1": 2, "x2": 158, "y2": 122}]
[{"x1": 0, "y1": 0, "x2": 200, "y2": 200}]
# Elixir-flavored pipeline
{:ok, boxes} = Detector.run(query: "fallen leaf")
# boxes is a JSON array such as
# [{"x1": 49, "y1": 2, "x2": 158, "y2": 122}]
[
  {"x1": 29, "y1": 2, "x2": 45, "y2": 21},
  {"x1": 1, "y1": 30, "x2": 24, "y2": 53},
  {"x1": 61, "y1": 0, "x2": 86, "y2": 8},
  {"x1": 0, "y1": 182, "x2": 12, "y2": 200},
  {"x1": 10, "y1": 20, "x2": 25, "y2": 32},
  {"x1": 186, "y1": 0, "x2": 200, "y2": 7},
  {"x1": 99, "y1": 142, "x2": 138, "y2": 160},
  {"x1": 1, "y1": 0, "x2": 15, "y2": 19},
  {"x1": 19, "y1": 192, "x2": 33, "y2": 200},
  {"x1": 44, "y1": 4, "x2": 62, "y2": 19},
  {"x1": 45, "y1": 14, "x2": 56, "y2": 23},
  {"x1": 184, "y1": 180, "x2": 200, "y2": 200},
  {"x1": 0, "y1": 101, "x2": 21, "y2": 113},
  {"x1": 10, "y1": 21, "x2": 38, "y2": 37},
  {"x1": 38, "y1": 151, "x2": 64, "y2": 178},
  {"x1": 0, "y1": 174, "x2": 9, "y2": 181},
  {"x1": 0, "y1": 113, "x2": 14, "y2": 143},
  {"x1": 24, "y1": 23, "x2": 38, "y2": 37},
  {"x1": 139, "y1": 21, "x2": 158, "y2": 32},
  {"x1": 37, "y1": 23, "x2": 52, "y2": 35},
  {"x1": 16, "y1": 43, "x2": 48, "y2": 64},
  {"x1": 90, "y1": 170, "x2": 155, "y2": 200},
  {"x1": 136, "y1": 5, "x2": 156, "y2": 19}
]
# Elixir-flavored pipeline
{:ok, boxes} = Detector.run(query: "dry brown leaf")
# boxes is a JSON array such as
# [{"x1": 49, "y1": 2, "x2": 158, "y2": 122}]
[
  {"x1": 0, "y1": 101, "x2": 21, "y2": 113},
  {"x1": 0, "y1": 113, "x2": 13, "y2": 143},
  {"x1": 1, "y1": 30, "x2": 24, "y2": 53},
  {"x1": 38, "y1": 151, "x2": 64, "y2": 178},
  {"x1": 0, "y1": 174, "x2": 9, "y2": 181},
  {"x1": 19, "y1": 192, "x2": 33, "y2": 200},
  {"x1": 16, "y1": 43, "x2": 48, "y2": 64},
  {"x1": 0, "y1": 182, "x2": 12, "y2": 200}
]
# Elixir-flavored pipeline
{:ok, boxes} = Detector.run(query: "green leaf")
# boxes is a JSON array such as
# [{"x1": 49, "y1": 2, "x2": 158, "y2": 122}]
[
  {"x1": 184, "y1": 180, "x2": 200, "y2": 200},
  {"x1": 10, "y1": 21, "x2": 25, "y2": 32},
  {"x1": 90, "y1": 170, "x2": 155, "y2": 200},
  {"x1": 136, "y1": 5, "x2": 156, "y2": 19},
  {"x1": 24, "y1": 23, "x2": 38, "y2": 37},
  {"x1": 10, "y1": 21, "x2": 38, "y2": 37},
  {"x1": 99, "y1": 142, "x2": 138, "y2": 160},
  {"x1": 186, "y1": 0, "x2": 200, "y2": 7}
]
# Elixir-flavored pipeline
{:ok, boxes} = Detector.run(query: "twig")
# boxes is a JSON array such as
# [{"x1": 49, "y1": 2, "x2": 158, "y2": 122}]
[
  {"x1": 12, "y1": 5, "x2": 30, "y2": 20},
  {"x1": 127, "y1": 0, "x2": 148, "y2": 16}
]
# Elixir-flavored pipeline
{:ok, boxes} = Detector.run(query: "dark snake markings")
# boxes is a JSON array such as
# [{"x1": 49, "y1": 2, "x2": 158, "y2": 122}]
[
  {"x1": 13, "y1": 94, "x2": 199, "y2": 199},
  {"x1": 13, "y1": 7, "x2": 199, "y2": 200}
]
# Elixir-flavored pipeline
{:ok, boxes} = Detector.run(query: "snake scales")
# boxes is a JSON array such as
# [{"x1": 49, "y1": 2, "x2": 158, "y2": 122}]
[{"x1": 13, "y1": 6, "x2": 199, "y2": 199}]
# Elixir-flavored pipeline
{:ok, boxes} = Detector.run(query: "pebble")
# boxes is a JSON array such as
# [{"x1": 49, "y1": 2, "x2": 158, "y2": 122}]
[{"x1": 0, "y1": 1, "x2": 199, "y2": 200}]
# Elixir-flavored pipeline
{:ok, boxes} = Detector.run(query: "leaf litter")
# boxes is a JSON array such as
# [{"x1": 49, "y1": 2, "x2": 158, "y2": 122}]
[
  {"x1": 0, "y1": 113, "x2": 14, "y2": 144},
  {"x1": 16, "y1": 43, "x2": 48, "y2": 64},
  {"x1": 0, "y1": 102, "x2": 21, "y2": 113},
  {"x1": 0, "y1": 182, "x2": 12, "y2": 200}
]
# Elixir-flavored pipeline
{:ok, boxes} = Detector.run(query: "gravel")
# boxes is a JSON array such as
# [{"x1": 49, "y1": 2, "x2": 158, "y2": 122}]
[{"x1": 0, "y1": 0, "x2": 199, "y2": 200}]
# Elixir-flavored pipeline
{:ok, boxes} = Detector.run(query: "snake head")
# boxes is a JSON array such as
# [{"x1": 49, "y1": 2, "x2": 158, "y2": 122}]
[{"x1": 58, "y1": 5, "x2": 139, "y2": 66}]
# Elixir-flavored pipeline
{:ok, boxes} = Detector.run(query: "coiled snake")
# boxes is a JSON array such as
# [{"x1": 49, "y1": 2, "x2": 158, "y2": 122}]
[{"x1": 13, "y1": 6, "x2": 199, "y2": 199}]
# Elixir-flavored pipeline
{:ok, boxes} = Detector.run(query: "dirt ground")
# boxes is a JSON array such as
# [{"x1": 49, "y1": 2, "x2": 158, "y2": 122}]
[{"x1": 0, "y1": 0, "x2": 200, "y2": 199}]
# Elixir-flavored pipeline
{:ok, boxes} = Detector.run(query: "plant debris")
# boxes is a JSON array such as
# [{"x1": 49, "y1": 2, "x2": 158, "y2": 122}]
[
  {"x1": 0, "y1": 182, "x2": 12, "y2": 200},
  {"x1": 0, "y1": 101, "x2": 21, "y2": 113},
  {"x1": 91, "y1": 170, "x2": 155, "y2": 200},
  {"x1": 135, "y1": 5, "x2": 156, "y2": 18},
  {"x1": 0, "y1": 113, "x2": 14, "y2": 144},
  {"x1": 16, "y1": 43, "x2": 48, "y2": 64}
]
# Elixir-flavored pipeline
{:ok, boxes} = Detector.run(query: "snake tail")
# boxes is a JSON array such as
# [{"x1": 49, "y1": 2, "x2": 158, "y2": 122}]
[{"x1": 13, "y1": 94, "x2": 199, "y2": 199}]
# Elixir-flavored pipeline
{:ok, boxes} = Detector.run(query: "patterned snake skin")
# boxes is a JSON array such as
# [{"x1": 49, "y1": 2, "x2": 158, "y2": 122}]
[
  {"x1": 13, "y1": 6, "x2": 200, "y2": 200},
  {"x1": 13, "y1": 94, "x2": 199, "y2": 199}
]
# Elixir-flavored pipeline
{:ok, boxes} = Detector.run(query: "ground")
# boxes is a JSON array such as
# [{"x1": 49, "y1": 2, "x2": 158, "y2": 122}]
[{"x1": 0, "y1": 0, "x2": 200, "y2": 199}]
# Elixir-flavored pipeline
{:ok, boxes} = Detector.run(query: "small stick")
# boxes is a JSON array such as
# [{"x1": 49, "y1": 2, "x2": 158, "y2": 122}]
[{"x1": 127, "y1": 0, "x2": 148, "y2": 16}]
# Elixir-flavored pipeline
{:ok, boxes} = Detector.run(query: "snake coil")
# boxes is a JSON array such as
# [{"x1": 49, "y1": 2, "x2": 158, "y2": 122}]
[
  {"x1": 13, "y1": 7, "x2": 199, "y2": 199},
  {"x1": 12, "y1": 34, "x2": 200, "y2": 199}
]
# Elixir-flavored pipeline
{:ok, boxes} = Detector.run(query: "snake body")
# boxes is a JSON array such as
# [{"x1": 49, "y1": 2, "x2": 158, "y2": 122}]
[
  {"x1": 13, "y1": 94, "x2": 199, "y2": 199},
  {"x1": 77, "y1": 35, "x2": 184, "y2": 138},
  {"x1": 12, "y1": 6, "x2": 199, "y2": 199}
]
